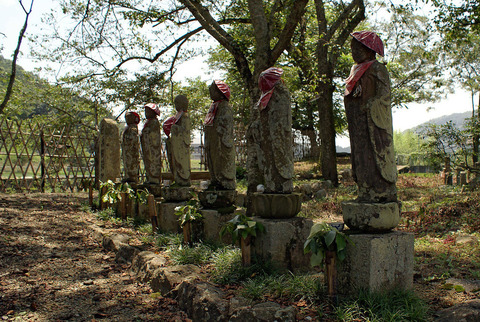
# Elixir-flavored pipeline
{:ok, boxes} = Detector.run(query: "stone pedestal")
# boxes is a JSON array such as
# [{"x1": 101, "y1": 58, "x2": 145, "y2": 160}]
[
  {"x1": 251, "y1": 193, "x2": 302, "y2": 219},
  {"x1": 157, "y1": 202, "x2": 186, "y2": 233},
  {"x1": 199, "y1": 208, "x2": 241, "y2": 243},
  {"x1": 342, "y1": 201, "x2": 400, "y2": 232},
  {"x1": 163, "y1": 186, "x2": 194, "y2": 202},
  {"x1": 251, "y1": 217, "x2": 313, "y2": 272},
  {"x1": 198, "y1": 190, "x2": 236, "y2": 209},
  {"x1": 337, "y1": 231, "x2": 414, "y2": 295}
]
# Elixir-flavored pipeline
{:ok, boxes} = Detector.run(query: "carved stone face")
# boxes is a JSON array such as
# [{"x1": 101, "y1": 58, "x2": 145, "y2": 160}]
[
  {"x1": 125, "y1": 112, "x2": 139, "y2": 125},
  {"x1": 351, "y1": 38, "x2": 376, "y2": 64},
  {"x1": 209, "y1": 82, "x2": 226, "y2": 101},
  {"x1": 145, "y1": 107, "x2": 158, "y2": 119},
  {"x1": 174, "y1": 95, "x2": 189, "y2": 112}
]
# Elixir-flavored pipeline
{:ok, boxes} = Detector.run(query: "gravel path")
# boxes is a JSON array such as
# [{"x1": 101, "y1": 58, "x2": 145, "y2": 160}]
[{"x1": 0, "y1": 193, "x2": 186, "y2": 321}]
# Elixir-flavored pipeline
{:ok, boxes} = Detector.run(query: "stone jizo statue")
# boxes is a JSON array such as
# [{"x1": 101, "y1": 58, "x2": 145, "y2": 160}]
[
  {"x1": 121, "y1": 111, "x2": 140, "y2": 183},
  {"x1": 163, "y1": 95, "x2": 191, "y2": 187},
  {"x1": 204, "y1": 80, "x2": 236, "y2": 190},
  {"x1": 140, "y1": 103, "x2": 162, "y2": 184},
  {"x1": 256, "y1": 67, "x2": 294, "y2": 194},
  {"x1": 344, "y1": 31, "x2": 397, "y2": 203}
]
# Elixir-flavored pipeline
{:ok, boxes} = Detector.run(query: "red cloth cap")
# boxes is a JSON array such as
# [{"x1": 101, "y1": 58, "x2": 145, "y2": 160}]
[
  {"x1": 129, "y1": 111, "x2": 140, "y2": 124},
  {"x1": 214, "y1": 80, "x2": 231, "y2": 101},
  {"x1": 144, "y1": 103, "x2": 161, "y2": 116},
  {"x1": 351, "y1": 31, "x2": 384, "y2": 56},
  {"x1": 257, "y1": 67, "x2": 283, "y2": 110}
]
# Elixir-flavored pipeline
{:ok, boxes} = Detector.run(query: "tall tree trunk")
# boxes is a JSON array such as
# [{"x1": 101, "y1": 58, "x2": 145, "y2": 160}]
[{"x1": 316, "y1": 79, "x2": 338, "y2": 185}]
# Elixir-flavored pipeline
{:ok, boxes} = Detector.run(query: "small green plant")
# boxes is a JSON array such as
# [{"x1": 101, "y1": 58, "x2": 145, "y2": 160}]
[
  {"x1": 303, "y1": 222, "x2": 352, "y2": 267},
  {"x1": 100, "y1": 180, "x2": 149, "y2": 204},
  {"x1": 96, "y1": 208, "x2": 116, "y2": 221},
  {"x1": 220, "y1": 214, "x2": 265, "y2": 244},
  {"x1": 174, "y1": 198, "x2": 203, "y2": 227}
]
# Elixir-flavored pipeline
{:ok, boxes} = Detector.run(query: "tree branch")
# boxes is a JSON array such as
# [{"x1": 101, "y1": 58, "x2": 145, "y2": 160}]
[{"x1": 0, "y1": 0, "x2": 34, "y2": 114}]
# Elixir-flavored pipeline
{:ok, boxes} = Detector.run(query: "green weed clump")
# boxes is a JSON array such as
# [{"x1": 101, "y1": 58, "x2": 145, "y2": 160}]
[
  {"x1": 168, "y1": 243, "x2": 215, "y2": 265},
  {"x1": 240, "y1": 273, "x2": 323, "y2": 303},
  {"x1": 210, "y1": 249, "x2": 277, "y2": 285},
  {"x1": 335, "y1": 289, "x2": 429, "y2": 322}
]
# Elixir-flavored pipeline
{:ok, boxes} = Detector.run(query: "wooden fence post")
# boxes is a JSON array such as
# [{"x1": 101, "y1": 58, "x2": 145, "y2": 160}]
[
  {"x1": 147, "y1": 194, "x2": 158, "y2": 233},
  {"x1": 40, "y1": 130, "x2": 45, "y2": 193}
]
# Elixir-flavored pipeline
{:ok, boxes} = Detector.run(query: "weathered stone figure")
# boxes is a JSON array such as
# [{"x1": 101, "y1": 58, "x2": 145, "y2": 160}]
[
  {"x1": 140, "y1": 103, "x2": 162, "y2": 184},
  {"x1": 97, "y1": 118, "x2": 121, "y2": 187},
  {"x1": 344, "y1": 31, "x2": 397, "y2": 203},
  {"x1": 121, "y1": 111, "x2": 140, "y2": 184},
  {"x1": 163, "y1": 95, "x2": 191, "y2": 186},
  {"x1": 204, "y1": 80, "x2": 236, "y2": 190},
  {"x1": 256, "y1": 67, "x2": 294, "y2": 193}
]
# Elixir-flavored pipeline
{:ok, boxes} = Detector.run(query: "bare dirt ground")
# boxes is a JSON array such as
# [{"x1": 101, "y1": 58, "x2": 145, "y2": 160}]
[
  {"x1": 0, "y1": 193, "x2": 187, "y2": 322},
  {"x1": 1, "y1": 190, "x2": 477, "y2": 321}
]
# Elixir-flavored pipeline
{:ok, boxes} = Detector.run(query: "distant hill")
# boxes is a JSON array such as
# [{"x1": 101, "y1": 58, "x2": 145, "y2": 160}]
[{"x1": 411, "y1": 111, "x2": 471, "y2": 132}]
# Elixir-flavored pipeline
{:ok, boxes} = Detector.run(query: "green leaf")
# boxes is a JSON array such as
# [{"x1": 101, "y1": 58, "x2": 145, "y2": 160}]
[
  {"x1": 247, "y1": 220, "x2": 256, "y2": 228},
  {"x1": 325, "y1": 230, "x2": 336, "y2": 247},
  {"x1": 303, "y1": 239, "x2": 311, "y2": 253},
  {"x1": 310, "y1": 251, "x2": 324, "y2": 267},
  {"x1": 335, "y1": 234, "x2": 347, "y2": 251}
]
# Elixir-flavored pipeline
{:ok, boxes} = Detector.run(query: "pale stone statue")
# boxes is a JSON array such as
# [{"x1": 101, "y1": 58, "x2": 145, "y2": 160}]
[
  {"x1": 97, "y1": 118, "x2": 121, "y2": 186},
  {"x1": 344, "y1": 31, "x2": 397, "y2": 203},
  {"x1": 248, "y1": 67, "x2": 300, "y2": 219},
  {"x1": 204, "y1": 80, "x2": 236, "y2": 190},
  {"x1": 163, "y1": 95, "x2": 191, "y2": 187},
  {"x1": 121, "y1": 111, "x2": 140, "y2": 184},
  {"x1": 140, "y1": 103, "x2": 162, "y2": 184},
  {"x1": 256, "y1": 67, "x2": 294, "y2": 193}
]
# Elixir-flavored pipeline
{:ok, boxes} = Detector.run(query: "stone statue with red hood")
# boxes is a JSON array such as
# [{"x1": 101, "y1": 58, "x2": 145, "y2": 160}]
[
  {"x1": 198, "y1": 80, "x2": 236, "y2": 209},
  {"x1": 163, "y1": 95, "x2": 191, "y2": 187},
  {"x1": 343, "y1": 31, "x2": 399, "y2": 232},
  {"x1": 140, "y1": 103, "x2": 162, "y2": 185},
  {"x1": 204, "y1": 80, "x2": 236, "y2": 191}
]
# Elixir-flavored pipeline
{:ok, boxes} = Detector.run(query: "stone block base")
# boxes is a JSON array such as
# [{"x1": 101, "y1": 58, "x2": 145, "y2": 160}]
[
  {"x1": 342, "y1": 201, "x2": 400, "y2": 232},
  {"x1": 337, "y1": 231, "x2": 414, "y2": 295},
  {"x1": 157, "y1": 202, "x2": 186, "y2": 233},
  {"x1": 162, "y1": 186, "x2": 194, "y2": 202},
  {"x1": 251, "y1": 217, "x2": 313, "y2": 272},
  {"x1": 199, "y1": 208, "x2": 242, "y2": 244}
]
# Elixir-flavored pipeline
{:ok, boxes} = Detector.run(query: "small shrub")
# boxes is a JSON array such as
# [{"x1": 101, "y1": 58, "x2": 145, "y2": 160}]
[
  {"x1": 155, "y1": 233, "x2": 183, "y2": 249},
  {"x1": 96, "y1": 207, "x2": 115, "y2": 221}
]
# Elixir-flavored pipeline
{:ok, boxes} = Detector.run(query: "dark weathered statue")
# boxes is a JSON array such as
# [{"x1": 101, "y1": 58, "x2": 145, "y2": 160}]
[
  {"x1": 256, "y1": 67, "x2": 294, "y2": 193},
  {"x1": 344, "y1": 31, "x2": 397, "y2": 203},
  {"x1": 121, "y1": 111, "x2": 140, "y2": 183},
  {"x1": 163, "y1": 95, "x2": 191, "y2": 187},
  {"x1": 204, "y1": 80, "x2": 236, "y2": 190},
  {"x1": 140, "y1": 103, "x2": 162, "y2": 184}
]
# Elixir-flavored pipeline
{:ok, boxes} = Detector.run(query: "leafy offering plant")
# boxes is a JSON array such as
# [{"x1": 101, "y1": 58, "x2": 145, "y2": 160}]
[
  {"x1": 220, "y1": 214, "x2": 265, "y2": 266},
  {"x1": 303, "y1": 222, "x2": 351, "y2": 266},
  {"x1": 220, "y1": 214, "x2": 265, "y2": 244},
  {"x1": 175, "y1": 198, "x2": 203, "y2": 244},
  {"x1": 304, "y1": 222, "x2": 353, "y2": 301},
  {"x1": 174, "y1": 198, "x2": 203, "y2": 228}
]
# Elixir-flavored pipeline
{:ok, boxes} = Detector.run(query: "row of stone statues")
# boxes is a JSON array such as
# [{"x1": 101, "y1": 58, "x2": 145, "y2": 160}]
[{"x1": 116, "y1": 30, "x2": 398, "y2": 230}]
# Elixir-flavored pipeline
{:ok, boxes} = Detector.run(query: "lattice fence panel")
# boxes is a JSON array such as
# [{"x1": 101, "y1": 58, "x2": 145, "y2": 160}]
[{"x1": 0, "y1": 118, "x2": 96, "y2": 192}]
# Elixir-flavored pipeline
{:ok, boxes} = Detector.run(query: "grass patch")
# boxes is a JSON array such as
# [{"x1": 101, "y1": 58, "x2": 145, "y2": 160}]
[
  {"x1": 335, "y1": 289, "x2": 429, "y2": 322},
  {"x1": 240, "y1": 273, "x2": 323, "y2": 303}
]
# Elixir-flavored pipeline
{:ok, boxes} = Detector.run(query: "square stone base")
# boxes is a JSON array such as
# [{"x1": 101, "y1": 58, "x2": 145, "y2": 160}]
[
  {"x1": 157, "y1": 201, "x2": 186, "y2": 233},
  {"x1": 251, "y1": 217, "x2": 314, "y2": 272},
  {"x1": 199, "y1": 208, "x2": 241, "y2": 244},
  {"x1": 338, "y1": 231, "x2": 414, "y2": 295}
]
